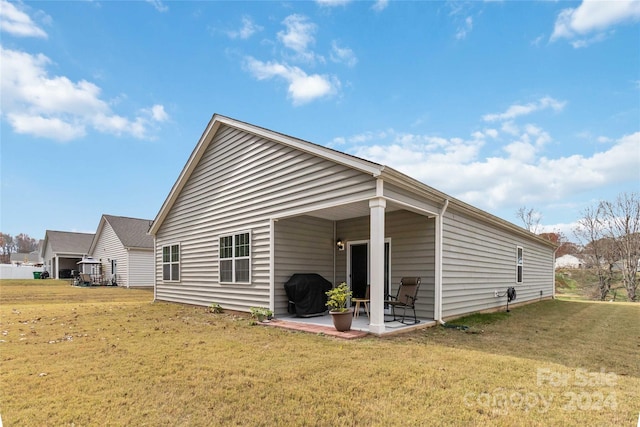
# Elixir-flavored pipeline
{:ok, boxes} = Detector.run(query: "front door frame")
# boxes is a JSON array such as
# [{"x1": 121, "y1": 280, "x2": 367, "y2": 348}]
[{"x1": 346, "y1": 238, "x2": 391, "y2": 309}]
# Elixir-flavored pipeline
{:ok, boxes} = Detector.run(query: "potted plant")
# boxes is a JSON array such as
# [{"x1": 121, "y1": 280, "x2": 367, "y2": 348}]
[
  {"x1": 325, "y1": 282, "x2": 353, "y2": 332},
  {"x1": 250, "y1": 306, "x2": 273, "y2": 322}
]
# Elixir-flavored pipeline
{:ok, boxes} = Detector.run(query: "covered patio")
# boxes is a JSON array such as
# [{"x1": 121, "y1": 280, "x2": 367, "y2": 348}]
[
  {"x1": 272, "y1": 193, "x2": 446, "y2": 336},
  {"x1": 266, "y1": 312, "x2": 436, "y2": 338}
]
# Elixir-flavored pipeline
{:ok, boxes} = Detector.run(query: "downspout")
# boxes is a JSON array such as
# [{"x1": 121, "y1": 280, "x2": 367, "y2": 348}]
[
  {"x1": 552, "y1": 246, "x2": 559, "y2": 300},
  {"x1": 435, "y1": 199, "x2": 449, "y2": 324},
  {"x1": 153, "y1": 236, "x2": 157, "y2": 302},
  {"x1": 126, "y1": 248, "x2": 130, "y2": 289}
]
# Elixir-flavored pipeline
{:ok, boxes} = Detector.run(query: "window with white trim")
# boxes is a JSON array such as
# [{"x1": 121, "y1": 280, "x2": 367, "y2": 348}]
[
  {"x1": 219, "y1": 231, "x2": 250, "y2": 283},
  {"x1": 162, "y1": 244, "x2": 180, "y2": 281},
  {"x1": 516, "y1": 246, "x2": 523, "y2": 284}
]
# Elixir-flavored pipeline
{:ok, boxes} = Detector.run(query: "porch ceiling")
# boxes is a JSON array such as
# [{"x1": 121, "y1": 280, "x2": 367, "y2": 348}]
[{"x1": 305, "y1": 200, "x2": 403, "y2": 221}]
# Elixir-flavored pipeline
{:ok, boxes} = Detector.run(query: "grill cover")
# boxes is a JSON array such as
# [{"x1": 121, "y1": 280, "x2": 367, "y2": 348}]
[{"x1": 284, "y1": 273, "x2": 332, "y2": 317}]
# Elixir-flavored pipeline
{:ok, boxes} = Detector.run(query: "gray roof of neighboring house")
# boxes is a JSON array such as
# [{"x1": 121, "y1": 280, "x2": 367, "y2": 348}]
[
  {"x1": 44, "y1": 230, "x2": 95, "y2": 255},
  {"x1": 10, "y1": 252, "x2": 42, "y2": 263},
  {"x1": 103, "y1": 215, "x2": 153, "y2": 249}
]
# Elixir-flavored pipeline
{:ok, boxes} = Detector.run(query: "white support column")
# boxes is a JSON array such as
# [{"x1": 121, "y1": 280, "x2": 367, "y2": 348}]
[
  {"x1": 269, "y1": 219, "x2": 276, "y2": 312},
  {"x1": 369, "y1": 197, "x2": 386, "y2": 334},
  {"x1": 434, "y1": 199, "x2": 449, "y2": 323}
]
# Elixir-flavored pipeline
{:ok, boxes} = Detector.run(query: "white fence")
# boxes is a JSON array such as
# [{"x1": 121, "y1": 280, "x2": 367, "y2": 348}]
[{"x1": 0, "y1": 265, "x2": 45, "y2": 280}]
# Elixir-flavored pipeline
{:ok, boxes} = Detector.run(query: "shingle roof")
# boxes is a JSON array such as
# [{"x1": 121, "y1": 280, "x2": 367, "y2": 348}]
[
  {"x1": 10, "y1": 252, "x2": 41, "y2": 263},
  {"x1": 45, "y1": 231, "x2": 94, "y2": 254},
  {"x1": 103, "y1": 215, "x2": 153, "y2": 249}
]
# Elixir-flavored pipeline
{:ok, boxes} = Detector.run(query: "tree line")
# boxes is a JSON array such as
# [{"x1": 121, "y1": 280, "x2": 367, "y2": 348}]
[
  {"x1": 519, "y1": 192, "x2": 639, "y2": 302},
  {"x1": 0, "y1": 233, "x2": 39, "y2": 264},
  {"x1": 574, "y1": 192, "x2": 639, "y2": 302}
]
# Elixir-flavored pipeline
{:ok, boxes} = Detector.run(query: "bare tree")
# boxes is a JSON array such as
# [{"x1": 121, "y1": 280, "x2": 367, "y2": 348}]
[
  {"x1": 599, "y1": 192, "x2": 639, "y2": 302},
  {"x1": 0, "y1": 233, "x2": 16, "y2": 264},
  {"x1": 574, "y1": 192, "x2": 640, "y2": 301},
  {"x1": 15, "y1": 233, "x2": 38, "y2": 253},
  {"x1": 516, "y1": 206, "x2": 542, "y2": 234},
  {"x1": 574, "y1": 205, "x2": 616, "y2": 300}
]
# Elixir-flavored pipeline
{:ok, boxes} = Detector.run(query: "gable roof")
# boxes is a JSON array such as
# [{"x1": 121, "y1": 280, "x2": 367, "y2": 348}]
[
  {"x1": 42, "y1": 230, "x2": 94, "y2": 256},
  {"x1": 89, "y1": 215, "x2": 154, "y2": 253},
  {"x1": 149, "y1": 114, "x2": 556, "y2": 248},
  {"x1": 149, "y1": 114, "x2": 385, "y2": 235}
]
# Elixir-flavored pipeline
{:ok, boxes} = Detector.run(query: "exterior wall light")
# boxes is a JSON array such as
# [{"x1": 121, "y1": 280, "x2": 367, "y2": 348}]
[{"x1": 336, "y1": 239, "x2": 345, "y2": 251}]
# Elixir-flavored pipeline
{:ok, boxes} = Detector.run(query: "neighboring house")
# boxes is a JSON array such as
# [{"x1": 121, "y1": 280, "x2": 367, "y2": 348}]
[
  {"x1": 41, "y1": 231, "x2": 94, "y2": 279},
  {"x1": 555, "y1": 254, "x2": 583, "y2": 269},
  {"x1": 89, "y1": 214, "x2": 154, "y2": 288},
  {"x1": 149, "y1": 115, "x2": 557, "y2": 334},
  {"x1": 10, "y1": 251, "x2": 43, "y2": 266}
]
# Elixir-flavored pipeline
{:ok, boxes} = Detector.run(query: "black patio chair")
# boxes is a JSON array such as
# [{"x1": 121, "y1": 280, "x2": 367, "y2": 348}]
[{"x1": 385, "y1": 277, "x2": 421, "y2": 324}]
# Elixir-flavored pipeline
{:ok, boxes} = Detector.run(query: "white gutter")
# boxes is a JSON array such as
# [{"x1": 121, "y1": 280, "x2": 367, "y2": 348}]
[{"x1": 435, "y1": 199, "x2": 449, "y2": 324}]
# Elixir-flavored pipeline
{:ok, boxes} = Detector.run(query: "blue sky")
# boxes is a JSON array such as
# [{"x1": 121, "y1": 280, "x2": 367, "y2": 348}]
[{"x1": 1, "y1": 0, "x2": 639, "y2": 242}]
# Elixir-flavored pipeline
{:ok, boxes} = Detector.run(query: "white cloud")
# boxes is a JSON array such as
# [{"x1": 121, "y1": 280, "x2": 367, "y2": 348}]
[
  {"x1": 551, "y1": 0, "x2": 640, "y2": 47},
  {"x1": 597, "y1": 136, "x2": 612, "y2": 143},
  {"x1": 239, "y1": 14, "x2": 345, "y2": 105},
  {"x1": 0, "y1": 46, "x2": 168, "y2": 142},
  {"x1": 340, "y1": 121, "x2": 639, "y2": 213},
  {"x1": 455, "y1": 16, "x2": 473, "y2": 40},
  {"x1": 484, "y1": 128, "x2": 499, "y2": 138},
  {"x1": 524, "y1": 124, "x2": 552, "y2": 147},
  {"x1": 568, "y1": 32, "x2": 608, "y2": 48},
  {"x1": 7, "y1": 114, "x2": 86, "y2": 141},
  {"x1": 316, "y1": 0, "x2": 351, "y2": 7},
  {"x1": 330, "y1": 41, "x2": 357, "y2": 67},
  {"x1": 531, "y1": 34, "x2": 544, "y2": 47},
  {"x1": 372, "y1": 0, "x2": 389, "y2": 12},
  {"x1": 227, "y1": 16, "x2": 262, "y2": 40},
  {"x1": 471, "y1": 128, "x2": 500, "y2": 139},
  {"x1": 483, "y1": 96, "x2": 566, "y2": 122},
  {"x1": 0, "y1": 0, "x2": 47, "y2": 38},
  {"x1": 504, "y1": 141, "x2": 537, "y2": 162},
  {"x1": 244, "y1": 56, "x2": 338, "y2": 105},
  {"x1": 145, "y1": 0, "x2": 168, "y2": 12},
  {"x1": 278, "y1": 14, "x2": 318, "y2": 62},
  {"x1": 501, "y1": 121, "x2": 519, "y2": 136}
]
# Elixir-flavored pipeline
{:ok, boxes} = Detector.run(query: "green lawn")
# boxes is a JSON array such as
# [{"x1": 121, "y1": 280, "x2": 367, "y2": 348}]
[{"x1": 1, "y1": 280, "x2": 638, "y2": 426}]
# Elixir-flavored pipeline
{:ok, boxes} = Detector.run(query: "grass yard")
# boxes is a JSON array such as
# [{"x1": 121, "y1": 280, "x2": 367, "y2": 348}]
[{"x1": 1, "y1": 280, "x2": 638, "y2": 426}]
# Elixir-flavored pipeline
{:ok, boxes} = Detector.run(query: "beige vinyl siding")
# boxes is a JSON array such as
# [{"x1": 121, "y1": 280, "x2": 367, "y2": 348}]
[
  {"x1": 155, "y1": 124, "x2": 377, "y2": 311},
  {"x1": 273, "y1": 216, "x2": 335, "y2": 315},
  {"x1": 91, "y1": 222, "x2": 127, "y2": 286},
  {"x1": 335, "y1": 210, "x2": 436, "y2": 319},
  {"x1": 128, "y1": 249, "x2": 154, "y2": 287},
  {"x1": 441, "y1": 208, "x2": 555, "y2": 318},
  {"x1": 42, "y1": 241, "x2": 54, "y2": 277}
]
